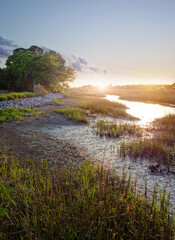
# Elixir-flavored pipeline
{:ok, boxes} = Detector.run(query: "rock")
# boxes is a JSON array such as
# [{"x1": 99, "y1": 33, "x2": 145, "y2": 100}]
[
  {"x1": 149, "y1": 164, "x2": 168, "y2": 174},
  {"x1": 0, "y1": 93, "x2": 64, "y2": 109}
]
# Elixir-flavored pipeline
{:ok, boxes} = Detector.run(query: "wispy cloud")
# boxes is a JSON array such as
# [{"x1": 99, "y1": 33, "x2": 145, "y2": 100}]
[
  {"x1": 71, "y1": 55, "x2": 107, "y2": 75},
  {"x1": 71, "y1": 55, "x2": 87, "y2": 72},
  {"x1": 88, "y1": 67, "x2": 107, "y2": 74},
  {"x1": 0, "y1": 36, "x2": 18, "y2": 48},
  {"x1": 0, "y1": 47, "x2": 11, "y2": 58},
  {"x1": 0, "y1": 36, "x2": 19, "y2": 59}
]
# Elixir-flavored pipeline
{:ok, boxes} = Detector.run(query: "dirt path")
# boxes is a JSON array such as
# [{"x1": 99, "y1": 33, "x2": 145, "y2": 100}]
[{"x1": 0, "y1": 99, "x2": 89, "y2": 169}]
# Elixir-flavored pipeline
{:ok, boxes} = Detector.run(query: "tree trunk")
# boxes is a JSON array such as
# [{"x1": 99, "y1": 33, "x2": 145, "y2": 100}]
[{"x1": 33, "y1": 79, "x2": 36, "y2": 92}]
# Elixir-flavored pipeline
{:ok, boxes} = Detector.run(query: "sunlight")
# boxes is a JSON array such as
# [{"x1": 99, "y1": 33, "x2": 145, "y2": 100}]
[
  {"x1": 96, "y1": 82, "x2": 108, "y2": 89},
  {"x1": 106, "y1": 95, "x2": 175, "y2": 125},
  {"x1": 92, "y1": 78, "x2": 109, "y2": 89}
]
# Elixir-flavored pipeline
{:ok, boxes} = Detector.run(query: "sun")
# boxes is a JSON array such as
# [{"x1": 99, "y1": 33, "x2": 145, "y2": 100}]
[{"x1": 96, "y1": 82, "x2": 108, "y2": 89}]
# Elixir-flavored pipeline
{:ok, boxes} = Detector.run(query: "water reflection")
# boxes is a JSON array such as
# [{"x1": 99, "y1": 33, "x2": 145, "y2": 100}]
[{"x1": 106, "y1": 95, "x2": 175, "y2": 125}]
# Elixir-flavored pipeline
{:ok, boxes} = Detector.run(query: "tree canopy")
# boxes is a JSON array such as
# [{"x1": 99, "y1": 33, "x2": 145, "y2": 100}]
[{"x1": 0, "y1": 46, "x2": 75, "y2": 92}]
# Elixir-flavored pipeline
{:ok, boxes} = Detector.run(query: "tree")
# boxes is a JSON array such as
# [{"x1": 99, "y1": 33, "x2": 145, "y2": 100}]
[
  {"x1": 13, "y1": 45, "x2": 43, "y2": 55},
  {"x1": 0, "y1": 68, "x2": 6, "y2": 89},
  {"x1": 2, "y1": 46, "x2": 75, "y2": 92}
]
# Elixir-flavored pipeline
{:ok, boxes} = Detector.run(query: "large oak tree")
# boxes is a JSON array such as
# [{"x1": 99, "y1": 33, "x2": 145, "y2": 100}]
[{"x1": 0, "y1": 46, "x2": 75, "y2": 92}]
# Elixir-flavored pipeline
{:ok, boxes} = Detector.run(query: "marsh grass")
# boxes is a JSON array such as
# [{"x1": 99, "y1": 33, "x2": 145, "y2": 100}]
[
  {"x1": 96, "y1": 120, "x2": 142, "y2": 137},
  {"x1": 79, "y1": 99, "x2": 137, "y2": 119},
  {"x1": 0, "y1": 92, "x2": 35, "y2": 101},
  {"x1": 111, "y1": 89, "x2": 175, "y2": 105},
  {"x1": 0, "y1": 152, "x2": 174, "y2": 239},
  {"x1": 0, "y1": 108, "x2": 38, "y2": 123},
  {"x1": 120, "y1": 114, "x2": 175, "y2": 169},
  {"x1": 154, "y1": 114, "x2": 175, "y2": 126},
  {"x1": 153, "y1": 114, "x2": 175, "y2": 139},
  {"x1": 54, "y1": 108, "x2": 87, "y2": 122},
  {"x1": 120, "y1": 138, "x2": 175, "y2": 170},
  {"x1": 50, "y1": 98, "x2": 63, "y2": 105}
]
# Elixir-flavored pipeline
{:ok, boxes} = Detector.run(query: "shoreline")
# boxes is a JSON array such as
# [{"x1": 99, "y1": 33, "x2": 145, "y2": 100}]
[
  {"x1": 0, "y1": 106, "x2": 90, "y2": 170},
  {"x1": 117, "y1": 96, "x2": 175, "y2": 108}
]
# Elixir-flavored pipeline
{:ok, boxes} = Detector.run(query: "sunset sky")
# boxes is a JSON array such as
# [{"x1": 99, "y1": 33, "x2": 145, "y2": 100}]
[{"x1": 1, "y1": 0, "x2": 175, "y2": 87}]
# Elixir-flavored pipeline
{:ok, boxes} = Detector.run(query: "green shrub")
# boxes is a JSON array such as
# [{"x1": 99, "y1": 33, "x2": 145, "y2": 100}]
[
  {"x1": 35, "y1": 84, "x2": 48, "y2": 97},
  {"x1": 0, "y1": 108, "x2": 37, "y2": 123}
]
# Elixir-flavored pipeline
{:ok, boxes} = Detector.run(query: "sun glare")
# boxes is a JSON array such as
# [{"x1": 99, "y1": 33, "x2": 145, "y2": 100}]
[{"x1": 95, "y1": 82, "x2": 108, "y2": 89}]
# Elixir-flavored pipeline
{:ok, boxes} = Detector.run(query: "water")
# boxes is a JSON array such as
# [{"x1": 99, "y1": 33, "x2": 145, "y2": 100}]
[
  {"x1": 40, "y1": 96, "x2": 175, "y2": 211},
  {"x1": 106, "y1": 95, "x2": 175, "y2": 126}
]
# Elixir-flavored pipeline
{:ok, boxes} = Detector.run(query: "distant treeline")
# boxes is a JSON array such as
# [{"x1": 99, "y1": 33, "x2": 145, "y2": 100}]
[{"x1": 72, "y1": 83, "x2": 175, "y2": 92}]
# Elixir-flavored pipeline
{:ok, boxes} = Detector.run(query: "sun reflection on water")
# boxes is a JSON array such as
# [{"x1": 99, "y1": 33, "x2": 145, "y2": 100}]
[{"x1": 106, "y1": 95, "x2": 175, "y2": 126}]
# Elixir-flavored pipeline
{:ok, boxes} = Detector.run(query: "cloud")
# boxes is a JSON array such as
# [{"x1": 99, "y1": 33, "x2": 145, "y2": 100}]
[
  {"x1": 0, "y1": 46, "x2": 12, "y2": 58},
  {"x1": 0, "y1": 36, "x2": 19, "y2": 60},
  {"x1": 0, "y1": 36, "x2": 18, "y2": 48},
  {"x1": 88, "y1": 67, "x2": 107, "y2": 75},
  {"x1": 78, "y1": 57, "x2": 87, "y2": 65},
  {"x1": 71, "y1": 55, "x2": 88, "y2": 72},
  {"x1": 72, "y1": 62, "x2": 83, "y2": 72},
  {"x1": 71, "y1": 55, "x2": 107, "y2": 75}
]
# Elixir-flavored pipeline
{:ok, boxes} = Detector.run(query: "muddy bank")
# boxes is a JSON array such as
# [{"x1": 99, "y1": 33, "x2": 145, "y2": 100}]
[{"x1": 0, "y1": 111, "x2": 89, "y2": 169}]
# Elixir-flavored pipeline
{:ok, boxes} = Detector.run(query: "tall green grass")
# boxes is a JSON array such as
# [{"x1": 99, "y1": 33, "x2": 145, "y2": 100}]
[
  {"x1": 54, "y1": 108, "x2": 87, "y2": 122},
  {"x1": 0, "y1": 108, "x2": 38, "y2": 123},
  {"x1": 153, "y1": 114, "x2": 175, "y2": 138},
  {"x1": 0, "y1": 92, "x2": 35, "y2": 101},
  {"x1": 120, "y1": 114, "x2": 175, "y2": 170},
  {"x1": 0, "y1": 153, "x2": 174, "y2": 239},
  {"x1": 96, "y1": 120, "x2": 142, "y2": 137},
  {"x1": 120, "y1": 138, "x2": 175, "y2": 170},
  {"x1": 79, "y1": 99, "x2": 137, "y2": 119}
]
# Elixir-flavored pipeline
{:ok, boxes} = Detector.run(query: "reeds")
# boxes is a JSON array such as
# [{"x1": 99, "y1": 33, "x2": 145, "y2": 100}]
[
  {"x1": 120, "y1": 114, "x2": 175, "y2": 169},
  {"x1": 79, "y1": 99, "x2": 136, "y2": 119},
  {"x1": 54, "y1": 108, "x2": 87, "y2": 122},
  {"x1": 0, "y1": 152, "x2": 174, "y2": 239},
  {"x1": 0, "y1": 92, "x2": 35, "y2": 101},
  {"x1": 96, "y1": 120, "x2": 142, "y2": 137},
  {"x1": 120, "y1": 138, "x2": 175, "y2": 169}
]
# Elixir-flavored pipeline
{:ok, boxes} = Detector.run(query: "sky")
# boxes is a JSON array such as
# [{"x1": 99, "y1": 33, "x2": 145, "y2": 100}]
[{"x1": 0, "y1": 0, "x2": 175, "y2": 87}]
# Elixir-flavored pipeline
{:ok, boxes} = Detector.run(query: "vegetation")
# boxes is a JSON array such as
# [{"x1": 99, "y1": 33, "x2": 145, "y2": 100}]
[
  {"x1": 153, "y1": 114, "x2": 175, "y2": 135},
  {"x1": 120, "y1": 114, "x2": 175, "y2": 170},
  {"x1": 108, "y1": 87, "x2": 175, "y2": 105},
  {"x1": 120, "y1": 138, "x2": 175, "y2": 170},
  {"x1": 96, "y1": 120, "x2": 142, "y2": 137},
  {"x1": 0, "y1": 46, "x2": 75, "y2": 92},
  {"x1": 55, "y1": 108, "x2": 87, "y2": 122},
  {"x1": 0, "y1": 90, "x2": 8, "y2": 95},
  {"x1": 0, "y1": 92, "x2": 35, "y2": 101},
  {"x1": 50, "y1": 98, "x2": 63, "y2": 105},
  {"x1": 0, "y1": 108, "x2": 38, "y2": 123},
  {"x1": 67, "y1": 87, "x2": 106, "y2": 98},
  {"x1": 0, "y1": 153, "x2": 174, "y2": 239},
  {"x1": 79, "y1": 99, "x2": 136, "y2": 119},
  {"x1": 35, "y1": 83, "x2": 48, "y2": 97}
]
